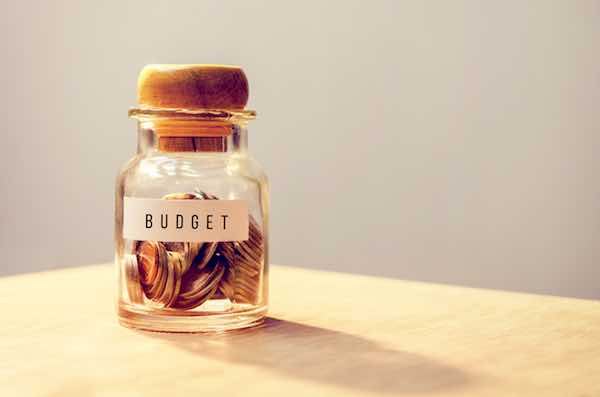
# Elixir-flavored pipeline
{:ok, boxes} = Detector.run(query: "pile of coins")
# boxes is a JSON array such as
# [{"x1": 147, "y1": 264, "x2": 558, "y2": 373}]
[
  {"x1": 123, "y1": 191, "x2": 264, "y2": 310},
  {"x1": 217, "y1": 216, "x2": 263, "y2": 304}
]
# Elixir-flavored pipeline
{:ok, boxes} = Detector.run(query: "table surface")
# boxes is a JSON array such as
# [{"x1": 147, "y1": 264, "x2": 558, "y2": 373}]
[{"x1": 1, "y1": 264, "x2": 599, "y2": 397}]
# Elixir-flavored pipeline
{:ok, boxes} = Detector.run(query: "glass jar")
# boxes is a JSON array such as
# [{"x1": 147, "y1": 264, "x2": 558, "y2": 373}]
[{"x1": 115, "y1": 65, "x2": 268, "y2": 332}]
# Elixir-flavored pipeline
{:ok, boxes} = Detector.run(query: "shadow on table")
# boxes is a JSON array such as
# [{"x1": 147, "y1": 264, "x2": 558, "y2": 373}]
[{"x1": 137, "y1": 317, "x2": 472, "y2": 394}]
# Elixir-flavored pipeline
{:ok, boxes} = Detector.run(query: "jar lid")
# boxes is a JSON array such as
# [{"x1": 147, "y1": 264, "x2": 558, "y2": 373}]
[{"x1": 137, "y1": 64, "x2": 249, "y2": 110}]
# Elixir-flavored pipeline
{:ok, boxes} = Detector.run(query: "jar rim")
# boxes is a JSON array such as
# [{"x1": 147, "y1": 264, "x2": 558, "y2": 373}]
[{"x1": 128, "y1": 107, "x2": 256, "y2": 122}]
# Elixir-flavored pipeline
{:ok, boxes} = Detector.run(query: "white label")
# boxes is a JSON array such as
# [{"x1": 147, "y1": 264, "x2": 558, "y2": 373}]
[{"x1": 123, "y1": 197, "x2": 249, "y2": 242}]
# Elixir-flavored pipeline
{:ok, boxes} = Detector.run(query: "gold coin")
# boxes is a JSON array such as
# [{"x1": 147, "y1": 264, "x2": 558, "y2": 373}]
[
  {"x1": 194, "y1": 242, "x2": 218, "y2": 269},
  {"x1": 162, "y1": 192, "x2": 200, "y2": 200},
  {"x1": 123, "y1": 254, "x2": 144, "y2": 304},
  {"x1": 174, "y1": 255, "x2": 226, "y2": 309},
  {"x1": 165, "y1": 251, "x2": 185, "y2": 307}
]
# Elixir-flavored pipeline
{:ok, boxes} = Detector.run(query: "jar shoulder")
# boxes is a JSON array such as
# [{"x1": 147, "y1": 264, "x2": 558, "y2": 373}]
[{"x1": 116, "y1": 153, "x2": 268, "y2": 197}]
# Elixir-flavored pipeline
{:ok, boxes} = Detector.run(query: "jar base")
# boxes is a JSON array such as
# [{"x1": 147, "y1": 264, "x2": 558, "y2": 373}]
[{"x1": 118, "y1": 303, "x2": 267, "y2": 333}]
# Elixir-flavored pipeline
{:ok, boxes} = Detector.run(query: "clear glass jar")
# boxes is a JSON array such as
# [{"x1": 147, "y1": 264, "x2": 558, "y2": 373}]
[{"x1": 115, "y1": 108, "x2": 268, "y2": 332}]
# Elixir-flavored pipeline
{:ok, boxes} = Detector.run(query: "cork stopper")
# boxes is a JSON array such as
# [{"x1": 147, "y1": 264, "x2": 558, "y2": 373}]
[
  {"x1": 135, "y1": 64, "x2": 252, "y2": 152},
  {"x1": 137, "y1": 64, "x2": 249, "y2": 110}
]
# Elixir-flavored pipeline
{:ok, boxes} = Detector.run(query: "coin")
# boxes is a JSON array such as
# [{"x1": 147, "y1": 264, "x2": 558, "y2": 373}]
[
  {"x1": 218, "y1": 261, "x2": 236, "y2": 301},
  {"x1": 123, "y1": 254, "x2": 144, "y2": 304},
  {"x1": 165, "y1": 251, "x2": 185, "y2": 307},
  {"x1": 174, "y1": 255, "x2": 226, "y2": 309},
  {"x1": 194, "y1": 241, "x2": 218, "y2": 270},
  {"x1": 162, "y1": 192, "x2": 201, "y2": 200},
  {"x1": 137, "y1": 240, "x2": 160, "y2": 286},
  {"x1": 164, "y1": 241, "x2": 202, "y2": 274}
]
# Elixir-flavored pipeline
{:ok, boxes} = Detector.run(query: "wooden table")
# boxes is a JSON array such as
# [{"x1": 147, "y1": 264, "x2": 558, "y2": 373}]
[{"x1": 1, "y1": 265, "x2": 599, "y2": 397}]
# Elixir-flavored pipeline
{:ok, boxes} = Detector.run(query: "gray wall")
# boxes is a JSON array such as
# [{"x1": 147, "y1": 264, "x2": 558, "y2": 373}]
[{"x1": 1, "y1": 1, "x2": 599, "y2": 299}]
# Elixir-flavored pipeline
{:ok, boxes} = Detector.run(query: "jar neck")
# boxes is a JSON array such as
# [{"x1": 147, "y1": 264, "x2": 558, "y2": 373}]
[{"x1": 137, "y1": 120, "x2": 248, "y2": 155}]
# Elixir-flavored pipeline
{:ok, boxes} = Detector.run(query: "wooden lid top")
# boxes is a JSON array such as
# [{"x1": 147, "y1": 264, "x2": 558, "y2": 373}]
[{"x1": 137, "y1": 64, "x2": 249, "y2": 110}]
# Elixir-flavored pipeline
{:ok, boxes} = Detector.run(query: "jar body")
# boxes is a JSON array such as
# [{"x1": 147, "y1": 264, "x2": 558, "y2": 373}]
[{"x1": 115, "y1": 124, "x2": 268, "y2": 332}]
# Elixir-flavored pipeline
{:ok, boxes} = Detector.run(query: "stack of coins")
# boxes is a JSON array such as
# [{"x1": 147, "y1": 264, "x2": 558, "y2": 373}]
[
  {"x1": 163, "y1": 242, "x2": 200, "y2": 273},
  {"x1": 123, "y1": 254, "x2": 144, "y2": 304},
  {"x1": 136, "y1": 241, "x2": 185, "y2": 307},
  {"x1": 173, "y1": 254, "x2": 226, "y2": 309},
  {"x1": 218, "y1": 216, "x2": 264, "y2": 304},
  {"x1": 127, "y1": 191, "x2": 265, "y2": 310}
]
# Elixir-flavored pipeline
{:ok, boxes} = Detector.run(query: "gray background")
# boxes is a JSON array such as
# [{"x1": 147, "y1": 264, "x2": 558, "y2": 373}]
[{"x1": 1, "y1": 1, "x2": 599, "y2": 299}]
